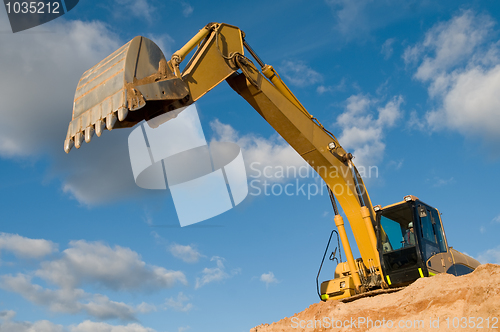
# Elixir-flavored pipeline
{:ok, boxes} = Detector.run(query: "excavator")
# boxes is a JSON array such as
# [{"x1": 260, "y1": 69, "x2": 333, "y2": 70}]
[{"x1": 63, "y1": 23, "x2": 480, "y2": 301}]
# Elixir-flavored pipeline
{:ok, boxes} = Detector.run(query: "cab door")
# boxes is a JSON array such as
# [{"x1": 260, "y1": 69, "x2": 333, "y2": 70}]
[{"x1": 416, "y1": 204, "x2": 450, "y2": 273}]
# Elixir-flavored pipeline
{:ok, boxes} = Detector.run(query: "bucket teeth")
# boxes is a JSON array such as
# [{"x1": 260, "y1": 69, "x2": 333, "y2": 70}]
[
  {"x1": 118, "y1": 107, "x2": 129, "y2": 121},
  {"x1": 85, "y1": 126, "x2": 95, "y2": 143},
  {"x1": 64, "y1": 138, "x2": 74, "y2": 154},
  {"x1": 106, "y1": 113, "x2": 117, "y2": 131},
  {"x1": 95, "y1": 119, "x2": 105, "y2": 137},
  {"x1": 74, "y1": 132, "x2": 83, "y2": 149},
  {"x1": 65, "y1": 36, "x2": 193, "y2": 155}
]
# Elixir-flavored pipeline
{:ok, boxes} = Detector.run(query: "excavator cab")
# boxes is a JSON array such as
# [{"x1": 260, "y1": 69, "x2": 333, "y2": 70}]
[
  {"x1": 375, "y1": 195, "x2": 477, "y2": 288},
  {"x1": 376, "y1": 197, "x2": 429, "y2": 287}
]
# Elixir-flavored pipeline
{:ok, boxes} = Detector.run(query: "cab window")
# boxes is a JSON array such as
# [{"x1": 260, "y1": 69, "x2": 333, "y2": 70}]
[
  {"x1": 379, "y1": 205, "x2": 415, "y2": 253},
  {"x1": 430, "y1": 209, "x2": 447, "y2": 252},
  {"x1": 419, "y1": 209, "x2": 435, "y2": 243}
]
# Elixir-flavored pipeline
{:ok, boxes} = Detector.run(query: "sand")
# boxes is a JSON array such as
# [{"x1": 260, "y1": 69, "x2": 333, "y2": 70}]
[{"x1": 251, "y1": 264, "x2": 500, "y2": 332}]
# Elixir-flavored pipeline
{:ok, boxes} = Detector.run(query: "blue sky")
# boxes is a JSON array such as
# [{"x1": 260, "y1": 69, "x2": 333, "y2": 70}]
[{"x1": 1, "y1": 1, "x2": 500, "y2": 331}]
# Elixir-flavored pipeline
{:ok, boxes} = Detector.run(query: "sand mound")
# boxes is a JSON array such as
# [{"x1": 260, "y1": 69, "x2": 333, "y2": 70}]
[{"x1": 251, "y1": 264, "x2": 500, "y2": 332}]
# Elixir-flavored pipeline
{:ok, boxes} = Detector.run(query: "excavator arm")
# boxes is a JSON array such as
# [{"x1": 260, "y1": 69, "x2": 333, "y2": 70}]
[{"x1": 63, "y1": 22, "x2": 393, "y2": 299}]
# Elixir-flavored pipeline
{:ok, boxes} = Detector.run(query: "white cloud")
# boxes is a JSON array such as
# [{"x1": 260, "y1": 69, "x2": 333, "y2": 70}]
[
  {"x1": 430, "y1": 176, "x2": 455, "y2": 187},
  {"x1": 402, "y1": 44, "x2": 421, "y2": 66},
  {"x1": 114, "y1": 0, "x2": 155, "y2": 21},
  {"x1": 35, "y1": 240, "x2": 187, "y2": 291},
  {"x1": 58, "y1": 133, "x2": 144, "y2": 205},
  {"x1": 317, "y1": 86, "x2": 330, "y2": 94},
  {"x1": 180, "y1": 1, "x2": 193, "y2": 17},
  {"x1": 0, "y1": 273, "x2": 84, "y2": 314},
  {"x1": 195, "y1": 256, "x2": 239, "y2": 289},
  {"x1": 407, "y1": 110, "x2": 426, "y2": 131},
  {"x1": 387, "y1": 159, "x2": 403, "y2": 170},
  {"x1": 83, "y1": 295, "x2": 137, "y2": 321},
  {"x1": 0, "y1": 274, "x2": 137, "y2": 321},
  {"x1": 0, "y1": 233, "x2": 57, "y2": 259},
  {"x1": 429, "y1": 65, "x2": 500, "y2": 140},
  {"x1": 336, "y1": 94, "x2": 403, "y2": 168},
  {"x1": 136, "y1": 302, "x2": 157, "y2": 314},
  {"x1": 407, "y1": 11, "x2": 493, "y2": 82},
  {"x1": 260, "y1": 272, "x2": 279, "y2": 288},
  {"x1": 316, "y1": 78, "x2": 346, "y2": 94},
  {"x1": 326, "y1": 0, "x2": 374, "y2": 37},
  {"x1": 406, "y1": 11, "x2": 500, "y2": 150},
  {"x1": 325, "y1": 0, "x2": 425, "y2": 40},
  {"x1": 381, "y1": 38, "x2": 395, "y2": 59},
  {"x1": 477, "y1": 246, "x2": 500, "y2": 264},
  {"x1": 0, "y1": 312, "x2": 157, "y2": 332},
  {"x1": 0, "y1": 317, "x2": 64, "y2": 332},
  {"x1": 164, "y1": 292, "x2": 192, "y2": 312},
  {"x1": 169, "y1": 244, "x2": 203, "y2": 263},
  {"x1": 0, "y1": 310, "x2": 16, "y2": 321},
  {"x1": 178, "y1": 327, "x2": 190, "y2": 332},
  {"x1": 0, "y1": 11, "x2": 158, "y2": 205},
  {"x1": 210, "y1": 120, "x2": 307, "y2": 183},
  {"x1": 70, "y1": 321, "x2": 157, "y2": 332},
  {"x1": 279, "y1": 60, "x2": 322, "y2": 87},
  {"x1": 493, "y1": 215, "x2": 500, "y2": 223},
  {"x1": 0, "y1": 240, "x2": 188, "y2": 321},
  {"x1": 0, "y1": 13, "x2": 120, "y2": 158},
  {"x1": 143, "y1": 213, "x2": 154, "y2": 226}
]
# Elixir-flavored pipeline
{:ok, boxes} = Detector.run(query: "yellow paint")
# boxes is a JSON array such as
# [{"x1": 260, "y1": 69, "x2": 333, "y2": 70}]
[
  {"x1": 321, "y1": 294, "x2": 329, "y2": 301},
  {"x1": 334, "y1": 215, "x2": 362, "y2": 288},
  {"x1": 361, "y1": 206, "x2": 379, "y2": 266},
  {"x1": 386, "y1": 275, "x2": 392, "y2": 285},
  {"x1": 428, "y1": 271, "x2": 436, "y2": 276},
  {"x1": 418, "y1": 268, "x2": 424, "y2": 278},
  {"x1": 172, "y1": 25, "x2": 212, "y2": 62},
  {"x1": 262, "y1": 65, "x2": 310, "y2": 118},
  {"x1": 182, "y1": 24, "x2": 244, "y2": 102}
]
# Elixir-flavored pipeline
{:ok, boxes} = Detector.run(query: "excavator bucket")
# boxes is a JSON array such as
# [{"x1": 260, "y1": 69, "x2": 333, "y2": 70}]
[{"x1": 64, "y1": 36, "x2": 190, "y2": 153}]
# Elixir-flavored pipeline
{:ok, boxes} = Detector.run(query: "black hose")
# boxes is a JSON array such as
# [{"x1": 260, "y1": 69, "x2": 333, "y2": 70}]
[{"x1": 316, "y1": 230, "x2": 336, "y2": 300}]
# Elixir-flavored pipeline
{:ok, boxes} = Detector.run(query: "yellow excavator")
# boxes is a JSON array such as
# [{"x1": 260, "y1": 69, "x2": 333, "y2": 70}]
[{"x1": 63, "y1": 23, "x2": 480, "y2": 301}]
